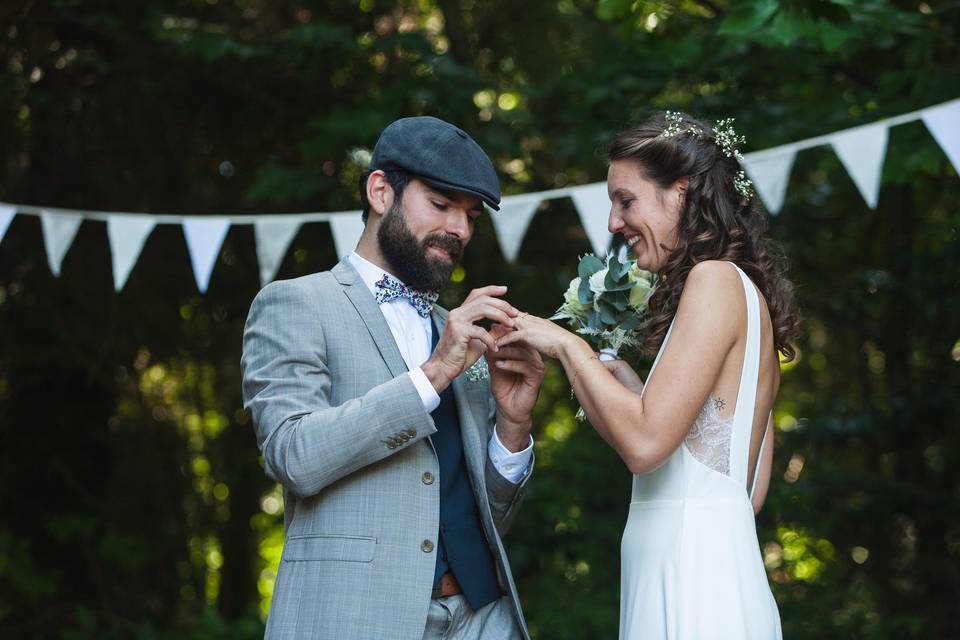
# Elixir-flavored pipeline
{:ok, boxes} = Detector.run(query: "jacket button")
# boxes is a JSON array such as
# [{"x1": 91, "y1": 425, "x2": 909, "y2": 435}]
[
  {"x1": 422, "y1": 472, "x2": 435, "y2": 485},
  {"x1": 421, "y1": 539, "x2": 434, "y2": 553},
  {"x1": 406, "y1": 428, "x2": 416, "y2": 437},
  {"x1": 386, "y1": 442, "x2": 397, "y2": 450}
]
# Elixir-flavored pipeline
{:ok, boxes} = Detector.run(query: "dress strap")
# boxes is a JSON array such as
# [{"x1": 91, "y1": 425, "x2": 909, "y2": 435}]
[
  {"x1": 748, "y1": 412, "x2": 772, "y2": 500},
  {"x1": 640, "y1": 316, "x2": 677, "y2": 400},
  {"x1": 728, "y1": 263, "x2": 762, "y2": 488}
]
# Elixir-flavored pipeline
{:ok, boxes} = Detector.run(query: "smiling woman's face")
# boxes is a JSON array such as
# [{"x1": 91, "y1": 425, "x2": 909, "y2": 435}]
[{"x1": 606, "y1": 160, "x2": 685, "y2": 273}]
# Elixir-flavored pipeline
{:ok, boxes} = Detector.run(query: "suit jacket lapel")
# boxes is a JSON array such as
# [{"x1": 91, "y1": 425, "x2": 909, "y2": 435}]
[
  {"x1": 433, "y1": 306, "x2": 490, "y2": 500},
  {"x1": 333, "y1": 258, "x2": 409, "y2": 379}
]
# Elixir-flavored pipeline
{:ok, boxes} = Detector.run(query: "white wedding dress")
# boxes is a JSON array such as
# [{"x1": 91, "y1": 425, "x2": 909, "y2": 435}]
[{"x1": 619, "y1": 264, "x2": 782, "y2": 639}]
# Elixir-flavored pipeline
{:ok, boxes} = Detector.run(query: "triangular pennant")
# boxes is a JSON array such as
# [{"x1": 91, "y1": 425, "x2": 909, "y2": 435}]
[
  {"x1": 921, "y1": 100, "x2": 960, "y2": 174},
  {"x1": 182, "y1": 217, "x2": 230, "y2": 293},
  {"x1": 329, "y1": 212, "x2": 365, "y2": 259},
  {"x1": 742, "y1": 149, "x2": 796, "y2": 214},
  {"x1": 0, "y1": 204, "x2": 15, "y2": 245},
  {"x1": 570, "y1": 182, "x2": 612, "y2": 256},
  {"x1": 107, "y1": 215, "x2": 156, "y2": 291},
  {"x1": 831, "y1": 122, "x2": 889, "y2": 209},
  {"x1": 489, "y1": 196, "x2": 541, "y2": 262},
  {"x1": 40, "y1": 210, "x2": 83, "y2": 276},
  {"x1": 254, "y1": 219, "x2": 302, "y2": 286}
]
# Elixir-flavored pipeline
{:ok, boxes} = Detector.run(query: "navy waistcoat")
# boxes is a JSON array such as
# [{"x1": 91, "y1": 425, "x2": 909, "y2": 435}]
[{"x1": 430, "y1": 321, "x2": 501, "y2": 611}]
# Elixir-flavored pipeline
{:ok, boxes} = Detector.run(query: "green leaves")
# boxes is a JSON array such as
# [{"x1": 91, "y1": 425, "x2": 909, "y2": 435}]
[
  {"x1": 717, "y1": 0, "x2": 859, "y2": 51},
  {"x1": 596, "y1": 0, "x2": 637, "y2": 21},
  {"x1": 577, "y1": 254, "x2": 605, "y2": 278},
  {"x1": 718, "y1": 0, "x2": 780, "y2": 36},
  {"x1": 555, "y1": 253, "x2": 651, "y2": 355}
]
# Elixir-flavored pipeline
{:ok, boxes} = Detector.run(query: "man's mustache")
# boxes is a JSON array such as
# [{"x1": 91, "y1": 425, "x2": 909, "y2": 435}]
[{"x1": 424, "y1": 234, "x2": 462, "y2": 259}]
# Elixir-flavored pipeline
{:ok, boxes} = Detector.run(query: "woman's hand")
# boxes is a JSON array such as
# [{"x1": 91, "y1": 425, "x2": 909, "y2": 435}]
[
  {"x1": 602, "y1": 359, "x2": 645, "y2": 396},
  {"x1": 495, "y1": 313, "x2": 577, "y2": 359}
]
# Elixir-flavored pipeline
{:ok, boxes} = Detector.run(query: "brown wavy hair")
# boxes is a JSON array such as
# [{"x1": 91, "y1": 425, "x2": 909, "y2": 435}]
[{"x1": 609, "y1": 111, "x2": 800, "y2": 361}]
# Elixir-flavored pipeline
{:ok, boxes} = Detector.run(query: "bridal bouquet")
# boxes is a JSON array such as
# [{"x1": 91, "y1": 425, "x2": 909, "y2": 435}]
[
  {"x1": 551, "y1": 253, "x2": 656, "y2": 420},
  {"x1": 551, "y1": 252, "x2": 657, "y2": 361}
]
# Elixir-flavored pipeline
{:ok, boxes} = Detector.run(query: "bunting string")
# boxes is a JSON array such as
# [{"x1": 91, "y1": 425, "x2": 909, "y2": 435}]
[{"x1": 0, "y1": 98, "x2": 957, "y2": 292}]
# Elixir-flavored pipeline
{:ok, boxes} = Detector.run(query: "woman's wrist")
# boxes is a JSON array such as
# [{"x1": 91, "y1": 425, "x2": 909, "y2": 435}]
[{"x1": 558, "y1": 334, "x2": 594, "y2": 368}]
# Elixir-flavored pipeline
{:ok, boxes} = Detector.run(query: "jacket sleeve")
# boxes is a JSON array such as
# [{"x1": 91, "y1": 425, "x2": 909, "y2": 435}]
[
  {"x1": 241, "y1": 279, "x2": 436, "y2": 498},
  {"x1": 482, "y1": 391, "x2": 534, "y2": 538}
]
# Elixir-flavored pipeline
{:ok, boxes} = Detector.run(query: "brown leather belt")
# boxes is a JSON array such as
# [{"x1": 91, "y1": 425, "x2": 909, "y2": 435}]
[{"x1": 431, "y1": 572, "x2": 462, "y2": 598}]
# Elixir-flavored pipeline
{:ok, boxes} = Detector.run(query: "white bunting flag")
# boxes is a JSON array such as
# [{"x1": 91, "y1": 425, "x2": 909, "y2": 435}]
[
  {"x1": 40, "y1": 210, "x2": 83, "y2": 276},
  {"x1": 742, "y1": 148, "x2": 797, "y2": 214},
  {"x1": 570, "y1": 182, "x2": 612, "y2": 256},
  {"x1": 329, "y1": 212, "x2": 365, "y2": 260},
  {"x1": 490, "y1": 196, "x2": 541, "y2": 262},
  {"x1": 831, "y1": 122, "x2": 889, "y2": 209},
  {"x1": 183, "y1": 217, "x2": 230, "y2": 293},
  {"x1": 107, "y1": 215, "x2": 156, "y2": 291},
  {"x1": 921, "y1": 99, "x2": 960, "y2": 173},
  {"x1": 254, "y1": 218, "x2": 302, "y2": 286},
  {"x1": 0, "y1": 204, "x2": 15, "y2": 245}
]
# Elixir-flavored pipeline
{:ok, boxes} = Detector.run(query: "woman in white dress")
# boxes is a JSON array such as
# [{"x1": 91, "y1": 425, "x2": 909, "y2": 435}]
[{"x1": 496, "y1": 111, "x2": 800, "y2": 639}]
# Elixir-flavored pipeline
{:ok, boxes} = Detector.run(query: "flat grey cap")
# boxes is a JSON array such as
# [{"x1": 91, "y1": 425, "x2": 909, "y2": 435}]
[{"x1": 370, "y1": 116, "x2": 501, "y2": 210}]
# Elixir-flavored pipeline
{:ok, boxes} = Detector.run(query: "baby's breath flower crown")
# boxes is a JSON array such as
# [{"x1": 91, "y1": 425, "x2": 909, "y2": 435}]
[{"x1": 659, "y1": 111, "x2": 754, "y2": 199}]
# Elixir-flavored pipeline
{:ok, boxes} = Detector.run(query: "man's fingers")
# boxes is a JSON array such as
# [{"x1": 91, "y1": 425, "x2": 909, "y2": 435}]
[
  {"x1": 493, "y1": 358, "x2": 540, "y2": 379},
  {"x1": 463, "y1": 285, "x2": 509, "y2": 304},
  {"x1": 488, "y1": 322, "x2": 516, "y2": 341},
  {"x1": 467, "y1": 338, "x2": 487, "y2": 353},
  {"x1": 450, "y1": 298, "x2": 518, "y2": 328},
  {"x1": 486, "y1": 346, "x2": 530, "y2": 361},
  {"x1": 490, "y1": 347, "x2": 543, "y2": 370},
  {"x1": 495, "y1": 330, "x2": 524, "y2": 348},
  {"x1": 466, "y1": 324, "x2": 499, "y2": 354},
  {"x1": 465, "y1": 296, "x2": 519, "y2": 319},
  {"x1": 460, "y1": 303, "x2": 516, "y2": 329}
]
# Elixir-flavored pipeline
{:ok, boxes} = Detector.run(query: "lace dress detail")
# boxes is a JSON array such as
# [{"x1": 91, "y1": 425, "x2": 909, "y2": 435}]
[{"x1": 683, "y1": 395, "x2": 734, "y2": 476}]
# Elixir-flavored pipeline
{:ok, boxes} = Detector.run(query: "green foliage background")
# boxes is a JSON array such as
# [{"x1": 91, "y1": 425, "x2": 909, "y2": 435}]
[{"x1": 1, "y1": 1, "x2": 958, "y2": 638}]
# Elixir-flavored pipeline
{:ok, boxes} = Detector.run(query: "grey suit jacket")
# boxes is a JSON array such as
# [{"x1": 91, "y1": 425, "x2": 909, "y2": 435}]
[{"x1": 241, "y1": 258, "x2": 532, "y2": 640}]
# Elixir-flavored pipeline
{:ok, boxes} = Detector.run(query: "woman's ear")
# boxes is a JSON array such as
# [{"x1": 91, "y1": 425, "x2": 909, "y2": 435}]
[{"x1": 673, "y1": 177, "x2": 689, "y2": 210}]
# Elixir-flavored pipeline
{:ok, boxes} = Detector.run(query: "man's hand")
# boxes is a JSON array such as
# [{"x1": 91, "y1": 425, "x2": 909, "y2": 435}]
[
  {"x1": 486, "y1": 323, "x2": 545, "y2": 452},
  {"x1": 601, "y1": 359, "x2": 645, "y2": 396},
  {"x1": 422, "y1": 286, "x2": 519, "y2": 393}
]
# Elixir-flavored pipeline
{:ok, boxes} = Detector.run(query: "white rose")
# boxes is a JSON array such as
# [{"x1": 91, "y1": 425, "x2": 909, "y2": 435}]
[
  {"x1": 562, "y1": 277, "x2": 589, "y2": 315},
  {"x1": 627, "y1": 261, "x2": 654, "y2": 287},
  {"x1": 628, "y1": 282, "x2": 654, "y2": 310},
  {"x1": 588, "y1": 267, "x2": 609, "y2": 297}
]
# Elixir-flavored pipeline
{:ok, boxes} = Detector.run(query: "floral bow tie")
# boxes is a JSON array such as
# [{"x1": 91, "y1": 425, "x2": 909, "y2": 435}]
[{"x1": 374, "y1": 273, "x2": 439, "y2": 318}]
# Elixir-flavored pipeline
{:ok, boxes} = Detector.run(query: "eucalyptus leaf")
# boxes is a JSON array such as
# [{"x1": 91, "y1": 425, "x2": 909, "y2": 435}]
[
  {"x1": 620, "y1": 315, "x2": 641, "y2": 331},
  {"x1": 603, "y1": 272, "x2": 633, "y2": 291},
  {"x1": 599, "y1": 302, "x2": 617, "y2": 325},
  {"x1": 578, "y1": 277, "x2": 594, "y2": 305},
  {"x1": 578, "y1": 254, "x2": 605, "y2": 278},
  {"x1": 607, "y1": 254, "x2": 629, "y2": 279},
  {"x1": 610, "y1": 293, "x2": 629, "y2": 311}
]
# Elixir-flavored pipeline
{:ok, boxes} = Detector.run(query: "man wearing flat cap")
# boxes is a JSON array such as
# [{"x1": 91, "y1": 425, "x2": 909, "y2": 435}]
[{"x1": 242, "y1": 116, "x2": 543, "y2": 639}]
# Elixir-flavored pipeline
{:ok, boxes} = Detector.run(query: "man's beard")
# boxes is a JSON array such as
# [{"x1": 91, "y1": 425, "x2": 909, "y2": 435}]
[{"x1": 377, "y1": 199, "x2": 462, "y2": 292}]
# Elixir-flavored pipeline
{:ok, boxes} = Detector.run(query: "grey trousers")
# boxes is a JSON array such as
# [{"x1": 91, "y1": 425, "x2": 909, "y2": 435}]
[{"x1": 421, "y1": 595, "x2": 523, "y2": 640}]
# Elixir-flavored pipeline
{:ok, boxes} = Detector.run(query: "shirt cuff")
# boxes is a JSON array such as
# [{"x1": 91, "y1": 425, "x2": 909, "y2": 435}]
[
  {"x1": 488, "y1": 427, "x2": 533, "y2": 484},
  {"x1": 408, "y1": 367, "x2": 441, "y2": 413}
]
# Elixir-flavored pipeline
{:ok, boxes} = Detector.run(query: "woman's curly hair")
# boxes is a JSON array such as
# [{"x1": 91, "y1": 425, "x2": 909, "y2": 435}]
[{"x1": 608, "y1": 111, "x2": 801, "y2": 361}]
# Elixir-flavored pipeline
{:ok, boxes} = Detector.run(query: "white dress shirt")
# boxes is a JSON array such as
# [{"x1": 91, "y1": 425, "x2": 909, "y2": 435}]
[{"x1": 348, "y1": 252, "x2": 533, "y2": 483}]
